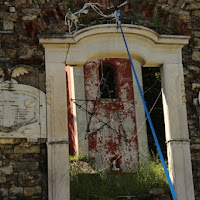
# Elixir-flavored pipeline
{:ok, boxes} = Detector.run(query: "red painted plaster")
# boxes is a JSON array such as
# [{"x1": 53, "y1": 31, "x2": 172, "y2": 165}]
[{"x1": 84, "y1": 58, "x2": 138, "y2": 172}]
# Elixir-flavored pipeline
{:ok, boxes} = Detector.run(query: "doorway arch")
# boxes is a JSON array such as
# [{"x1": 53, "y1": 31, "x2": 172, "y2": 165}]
[{"x1": 40, "y1": 24, "x2": 194, "y2": 200}]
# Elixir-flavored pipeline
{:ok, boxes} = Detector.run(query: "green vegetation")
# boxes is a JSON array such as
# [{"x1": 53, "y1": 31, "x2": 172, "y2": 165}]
[
  {"x1": 69, "y1": 152, "x2": 95, "y2": 168},
  {"x1": 70, "y1": 154, "x2": 169, "y2": 200}
]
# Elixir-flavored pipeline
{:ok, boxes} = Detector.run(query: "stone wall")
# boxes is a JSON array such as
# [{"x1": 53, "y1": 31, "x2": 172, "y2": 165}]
[
  {"x1": 0, "y1": 0, "x2": 200, "y2": 199},
  {"x1": 0, "y1": 139, "x2": 47, "y2": 200}
]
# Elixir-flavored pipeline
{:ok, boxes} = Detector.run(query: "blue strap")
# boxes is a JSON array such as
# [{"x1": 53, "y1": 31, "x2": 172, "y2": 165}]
[{"x1": 114, "y1": 10, "x2": 177, "y2": 200}]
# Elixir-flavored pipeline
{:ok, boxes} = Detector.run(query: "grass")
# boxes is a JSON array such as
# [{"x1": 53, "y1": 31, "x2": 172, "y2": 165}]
[{"x1": 70, "y1": 155, "x2": 170, "y2": 200}]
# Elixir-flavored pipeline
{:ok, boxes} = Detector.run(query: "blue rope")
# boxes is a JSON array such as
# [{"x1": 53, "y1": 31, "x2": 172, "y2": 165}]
[{"x1": 114, "y1": 10, "x2": 177, "y2": 200}]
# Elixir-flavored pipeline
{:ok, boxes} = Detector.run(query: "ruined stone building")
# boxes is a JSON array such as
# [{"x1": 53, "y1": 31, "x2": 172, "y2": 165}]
[{"x1": 0, "y1": 0, "x2": 200, "y2": 200}]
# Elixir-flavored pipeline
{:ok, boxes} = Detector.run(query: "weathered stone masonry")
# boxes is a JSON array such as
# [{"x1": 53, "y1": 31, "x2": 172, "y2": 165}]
[
  {"x1": 0, "y1": 139, "x2": 47, "y2": 199},
  {"x1": 0, "y1": 0, "x2": 200, "y2": 199}
]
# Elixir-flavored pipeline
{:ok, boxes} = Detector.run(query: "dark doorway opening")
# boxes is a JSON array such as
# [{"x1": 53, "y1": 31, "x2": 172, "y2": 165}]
[
  {"x1": 99, "y1": 63, "x2": 118, "y2": 99},
  {"x1": 142, "y1": 67, "x2": 167, "y2": 159}
]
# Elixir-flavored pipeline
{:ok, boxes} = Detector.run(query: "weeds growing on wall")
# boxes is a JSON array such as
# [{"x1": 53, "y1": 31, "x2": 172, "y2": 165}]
[{"x1": 70, "y1": 155, "x2": 169, "y2": 200}]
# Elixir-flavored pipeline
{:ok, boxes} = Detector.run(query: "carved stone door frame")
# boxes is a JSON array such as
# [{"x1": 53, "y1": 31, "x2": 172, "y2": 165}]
[{"x1": 40, "y1": 24, "x2": 194, "y2": 200}]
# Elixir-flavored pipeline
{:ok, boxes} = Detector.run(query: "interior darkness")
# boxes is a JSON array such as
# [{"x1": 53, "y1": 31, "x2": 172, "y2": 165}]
[
  {"x1": 142, "y1": 67, "x2": 167, "y2": 159},
  {"x1": 99, "y1": 63, "x2": 118, "y2": 99}
]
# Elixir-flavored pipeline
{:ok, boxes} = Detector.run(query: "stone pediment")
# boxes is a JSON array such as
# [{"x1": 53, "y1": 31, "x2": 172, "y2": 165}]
[{"x1": 0, "y1": 82, "x2": 46, "y2": 140}]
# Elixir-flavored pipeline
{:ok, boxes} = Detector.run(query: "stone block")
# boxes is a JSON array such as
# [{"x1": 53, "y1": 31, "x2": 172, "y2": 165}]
[
  {"x1": 179, "y1": 11, "x2": 191, "y2": 22},
  {"x1": 0, "y1": 12, "x2": 18, "y2": 21},
  {"x1": 27, "y1": 0, "x2": 33, "y2": 4},
  {"x1": 0, "y1": 188, "x2": 8, "y2": 196},
  {"x1": 14, "y1": 145, "x2": 40, "y2": 154},
  {"x1": 194, "y1": 31, "x2": 200, "y2": 38},
  {"x1": 188, "y1": 65, "x2": 200, "y2": 72},
  {"x1": 9, "y1": 7, "x2": 16, "y2": 13},
  {"x1": 15, "y1": 0, "x2": 27, "y2": 7},
  {"x1": 194, "y1": 139, "x2": 200, "y2": 144},
  {"x1": 187, "y1": 3, "x2": 200, "y2": 10},
  {"x1": 22, "y1": 8, "x2": 41, "y2": 15},
  {"x1": 4, "y1": 148, "x2": 14, "y2": 154},
  {"x1": 191, "y1": 144, "x2": 200, "y2": 150},
  {"x1": 19, "y1": 171, "x2": 41, "y2": 186},
  {"x1": 4, "y1": 1, "x2": 11, "y2": 6},
  {"x1": 22, "y1": 15, "x2": 37, "y2": 21},
  {"x1": 0, "y1": 176, "x2": 6, "y2": 183},
  {"x1": 6, "y1": 174, "x2": 18, "y2": 185},
  {"x1": 0, "y1": 49, "x2": 5, "y2": 58},
  {"x1": 192, "y1": 83, "x2": 200, "y2": 90},
  {"x1": 38, "y1": 0, "x2": 45, "y2": 4},
  {"x1": 0, "y1": 139, "x2": 19, "y2": 144},
  {"x1": 192, "y1": 10, "x2": 200, "y2": 17},
  {"x1": 194, "y1": 39, "x2": 200, "y2": 49},
  {"x1": 5, "y1": 49, "x2": 17, "y2": 58},
  {"x1": 3, "y1": 20, "x2": 14, "y2": 30},
  {"x1": 192, "y1": 51, "x2": 200, "y2": 61},
  {"x1": 0, "y1": 164, "x2": 13, "y2": 175},
  {"x1": 13, "y1": 162, "x2": 38, "y2": 172},
  {"x1": 9, "y1": 186, "x2": 23, "y2": 195},
  {"x1": 24, "y1": 186, "x2": 42, "y2": 196}
]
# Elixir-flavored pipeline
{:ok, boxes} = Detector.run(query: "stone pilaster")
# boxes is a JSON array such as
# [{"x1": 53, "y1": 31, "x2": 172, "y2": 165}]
[{"x1": 161, "y1": 63, "x2": 195, "y2": 200}]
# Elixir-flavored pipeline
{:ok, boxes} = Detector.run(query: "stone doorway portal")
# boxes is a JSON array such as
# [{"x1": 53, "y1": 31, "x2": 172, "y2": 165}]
[{"x1": 39, "y1": 24, "x2": 194, "y2": 200}]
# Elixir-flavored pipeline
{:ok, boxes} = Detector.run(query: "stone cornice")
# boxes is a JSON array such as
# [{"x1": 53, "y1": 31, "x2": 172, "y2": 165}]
[{"x1": 39, "y1": 24, "x2": 190, "y2": 46}]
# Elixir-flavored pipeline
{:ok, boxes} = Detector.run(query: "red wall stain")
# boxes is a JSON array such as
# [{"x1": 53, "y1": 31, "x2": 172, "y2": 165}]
[{"x1": 84, "y1": 58, "x2": 138, "y2": 172}]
